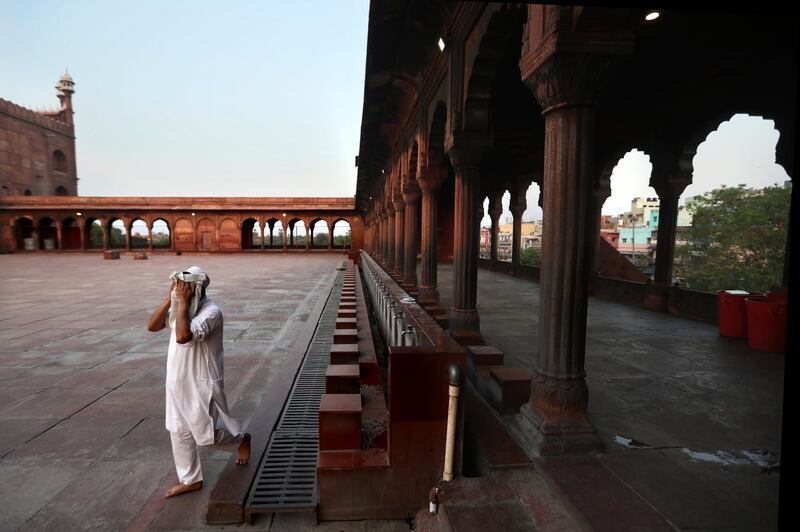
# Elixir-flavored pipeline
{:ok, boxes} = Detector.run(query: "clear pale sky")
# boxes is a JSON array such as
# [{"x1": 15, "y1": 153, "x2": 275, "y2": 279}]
[
  {"x1": 1, "y1": 2, "x2": 790, "y2": 209},
  {"x1": 1, "y1": 0, "x2": 369, "y2": 197}
]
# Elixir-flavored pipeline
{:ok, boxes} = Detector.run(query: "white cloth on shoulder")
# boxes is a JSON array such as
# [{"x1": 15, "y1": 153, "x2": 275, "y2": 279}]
[{"x1": 168, "y1": 266, "x2": 210, "y2": 329}]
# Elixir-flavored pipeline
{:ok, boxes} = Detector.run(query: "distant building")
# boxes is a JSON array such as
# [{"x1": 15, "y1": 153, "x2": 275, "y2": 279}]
[{"x1": 0, "y1": 73, "x2": 78, "y2": 196}]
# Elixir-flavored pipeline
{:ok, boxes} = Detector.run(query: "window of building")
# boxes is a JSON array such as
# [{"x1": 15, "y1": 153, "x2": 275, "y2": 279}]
[{"x1": 52, "y1": 150, "x2": 67, "y2": 172}]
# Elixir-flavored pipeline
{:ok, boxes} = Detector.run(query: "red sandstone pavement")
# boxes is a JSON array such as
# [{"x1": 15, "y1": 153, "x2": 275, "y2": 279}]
[{"x1": 0, "y1": 254, "x2": 409, "y2": 532}]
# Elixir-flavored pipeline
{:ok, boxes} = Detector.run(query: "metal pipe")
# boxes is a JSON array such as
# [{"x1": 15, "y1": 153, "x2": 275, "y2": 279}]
[{"x1": 443, "y1": 364, "x2": 463, "y2": 482}]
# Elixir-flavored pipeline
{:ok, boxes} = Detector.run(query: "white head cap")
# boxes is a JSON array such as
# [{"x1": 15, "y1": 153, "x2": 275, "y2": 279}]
[{"x1": 186, "y1": 266, "x2": 210, "y2": 289}]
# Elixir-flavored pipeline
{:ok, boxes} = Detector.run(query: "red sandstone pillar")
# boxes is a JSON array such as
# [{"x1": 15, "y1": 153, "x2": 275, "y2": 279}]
[
  {"x1": 517, "y1": 49, "x2": 629, "y2": 454},
  {"x1": 327, "y1": 221, "x2": 334, "y2": 251},
  {"x1": 418, "y1": 167, "x2": 446, "y2": 302},
  {"x1": 652, "y1": 173, "x2": 690, "y2": 288},
  {"x1": 488, "y1": 192, "x2": 503, "y2": 263},
  {"x1": 447, "y1": 142, "x2": 486, "y2": 335},
  {"x1": 590, "y1": 173, "x2": 611, "y2": 277},
  {"x1": 55, "y1": 222, "x2": 62, "y2": 251},
  {"x1": 393, "y1": 193, "x2": 405, "y2": 276},
  {"x1": 79, "y1": 222, "x2": 86, "y2": 250},
  {"x1": 510, "y1": 199, "x2": 525, "y2": 273},
  {"x1": 385, "y1": 202, "x2": 396, "y2": 270},
  {"x1": 402, "y1": 185, "x2": 421, "y2": 286}
]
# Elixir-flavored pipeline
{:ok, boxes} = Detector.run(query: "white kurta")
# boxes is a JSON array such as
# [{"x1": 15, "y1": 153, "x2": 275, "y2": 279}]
[{"x1": 165, "y1": 298, "x2": 241, "y2": 446}]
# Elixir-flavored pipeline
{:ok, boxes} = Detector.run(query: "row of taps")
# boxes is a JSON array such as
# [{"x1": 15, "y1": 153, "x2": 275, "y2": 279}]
[{"x1": 363, "y1": 261, "x2": 418, "y2": 347}]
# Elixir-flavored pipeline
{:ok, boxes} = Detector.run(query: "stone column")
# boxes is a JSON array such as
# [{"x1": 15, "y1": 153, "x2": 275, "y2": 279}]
[
  {"x1": 260, "y1": 222, "x2": 265, "y2": 250},
  {"x1": 590, "y1": 173, "x2": 611, "y2": 277},
  {"x1": 393, "y1": 193, "x2": 405, "y2": 276},
  {"x1": 306, "y1": 221, "x2": 312, "y2": 251},
  {"x1": 148, "y1": 223, "x2": 154, "y2": 252},
  {"x1": 447, "y1": 142, "x2": 486, "y2": 336},
  {"x1": 385, "y1": 202, "x2": 396, "y2": 271},
  {"x1": 79, "y1": 222, "x2": 86, "y2": 250},
  {"x1": 402, "y1": 185, "x2": 421, "y2": 286},
  {"x1": 652, "y1": 174, "x2": 690, "y2": 288},
  {"x1": 55, "y1": 221, "x2": 62, "y2": 251},
  {"x1": 418, "y1": 167, "x2": 446, "y2": 302},
  {"x1": 517, "y1": 52, "x2": 625, "y2": 454},
  {"x1": 102, "y1": 224, "x2": 109, "y2": 250},
  {"x1": 488, "y1": 192, "x2": 503, "y2": 263},
  {"x1": 328, "y1": 221, "x2": 334, "y2": 251},
  {"x1": 510, "y1": 198, "x2": 526, "y2": 274}
]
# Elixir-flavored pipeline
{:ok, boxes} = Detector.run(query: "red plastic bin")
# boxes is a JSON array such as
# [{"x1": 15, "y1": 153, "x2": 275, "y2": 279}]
[
  {"x1": 745, "y1": 293, "x2": 787, "y2": 353},
  {"x1": 717, "y1": 290, "x2": 762, "y2": 337}
]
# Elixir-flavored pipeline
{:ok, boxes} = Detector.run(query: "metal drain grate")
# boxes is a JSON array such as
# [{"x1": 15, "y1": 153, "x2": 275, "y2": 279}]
[{"x1": 245, "y1": 270, "x2": 343, "y2": 514}]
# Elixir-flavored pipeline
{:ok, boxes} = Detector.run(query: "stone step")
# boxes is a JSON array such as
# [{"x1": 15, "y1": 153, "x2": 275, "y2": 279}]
[
  {"x1": 330, "y1": 344, "x2": 359, "y2": 365},
  {"x1": 334, "y1": 329, "x2": 359, "y2": 344},
  {"x1": 103, "y1": 250, "x2": 120, "y2": 260},
  {"x1": 325, "y1": 364, "x2": 361, "y2": 394},
  {"x1": 335, "y1": 317, "x2": 358, "y2": 329},
  {"x1": 339, "y1": 302, "x2": 356, "y2": 310},
  {"x1": 488, "y1": 367, "x2": 532, "y2": 415},
  {"x1": 319, "y1": 393, "x2": 362, "y2": 451},
  {"x1": 338, "y1": 308, "x2": 357, "y2": 318},
  {"x1": 451, "y1": 330, "x2": 483, "y2": 346},
  {"x1": 466, "y1": 345, "x2": 504, "y2": 367}
]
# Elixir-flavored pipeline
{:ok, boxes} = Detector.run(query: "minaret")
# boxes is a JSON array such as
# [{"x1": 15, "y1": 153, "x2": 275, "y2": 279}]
[{"x1": 55, "y1": 71, "x2": 75, "y2": 126}]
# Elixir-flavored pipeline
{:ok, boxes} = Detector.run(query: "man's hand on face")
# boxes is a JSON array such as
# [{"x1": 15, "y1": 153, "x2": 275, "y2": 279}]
[{"x1": 175, "y1": 280, "x2": 194, "y2": 304}]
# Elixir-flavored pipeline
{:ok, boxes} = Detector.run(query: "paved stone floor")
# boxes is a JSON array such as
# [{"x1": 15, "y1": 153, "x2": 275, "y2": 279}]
[
  {"x1": 438, "y1": 263, "x2": 784, "y2": 531},
  {"x1": 0, "y1": 254, "x2": 409, "y2": 532}
]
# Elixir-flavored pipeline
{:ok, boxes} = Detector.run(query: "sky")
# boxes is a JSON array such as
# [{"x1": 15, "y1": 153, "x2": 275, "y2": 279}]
[
  {"x1": 1, "y1": 0, "x2": 369, "y2": 197},
  {"x1": 0, "y1": 2, "x2": 790, "y2": 212}
]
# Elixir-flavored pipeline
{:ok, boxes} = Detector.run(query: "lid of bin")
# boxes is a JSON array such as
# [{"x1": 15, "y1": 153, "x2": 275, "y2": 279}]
[{"x1": 724, "y1": 290, "x2": 749, "y2": 295}]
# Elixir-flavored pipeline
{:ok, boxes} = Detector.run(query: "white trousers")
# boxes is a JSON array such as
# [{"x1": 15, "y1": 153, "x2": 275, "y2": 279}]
[{"x1": 170, "y1": 402, "x2": 243, "y2": 485}]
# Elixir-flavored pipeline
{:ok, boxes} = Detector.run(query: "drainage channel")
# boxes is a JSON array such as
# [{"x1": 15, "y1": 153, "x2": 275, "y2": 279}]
[{"x1": 244, "y1": 267, "x2": 344, "y2": 520}]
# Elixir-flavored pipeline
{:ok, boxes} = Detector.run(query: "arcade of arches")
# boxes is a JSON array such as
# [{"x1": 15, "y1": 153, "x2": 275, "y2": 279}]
[
  {"x1": 355, "y1": 2, "x2": 795, "y2": 456},
  {"x1": 0, "y1": 197, "x2": 361, "y2": 253}
]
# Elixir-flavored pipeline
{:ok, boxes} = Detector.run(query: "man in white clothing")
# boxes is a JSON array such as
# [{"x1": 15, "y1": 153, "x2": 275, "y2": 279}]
[{"x1": 147, "y1": 266, "x2": 250, "y2": 498}]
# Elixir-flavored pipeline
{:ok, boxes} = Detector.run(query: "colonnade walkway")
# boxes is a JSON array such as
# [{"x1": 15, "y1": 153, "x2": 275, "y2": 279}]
[{"x1": 436, "y1": 263, "x2": 783, "y2": 530}]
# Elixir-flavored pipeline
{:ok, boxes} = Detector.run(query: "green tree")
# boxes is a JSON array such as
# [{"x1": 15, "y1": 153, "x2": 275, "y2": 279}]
[
  {"x1": 675, "y1": 184, "x2": 790, "y2": 293},
  {"x1": 520, "y1": 246, "x2": 541, "y2": 267}
]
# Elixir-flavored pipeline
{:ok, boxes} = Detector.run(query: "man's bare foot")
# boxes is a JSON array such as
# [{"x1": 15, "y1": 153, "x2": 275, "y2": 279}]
[
  {"x1": 237, "y1": 433, "x2": 251, "y2": 465},
  {"x1": 164, "y1": 480, "x2": 203, "y2": 498}
]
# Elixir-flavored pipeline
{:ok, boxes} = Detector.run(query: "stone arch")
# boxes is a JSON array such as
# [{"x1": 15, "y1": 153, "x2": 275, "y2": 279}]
[
  {"x1": 130, "y1": 218, "x2": 149, "y2": 249},
  {"x1": 14, "y1": 217, "x2": 34, "y2": 250},
  {"x1": 331, "y1": 218, "x2": 352, "y2": 249},
  {"x1": 265, "y1": 217, "x2": 283, "y2": 248},
  {"x1": 2, "y1": 185, "x2": 11, "y2": 195},
  {"x1": 61, "y1": 216, "x2": 81, "y2": 250},
  {"x1": 673, "y1": 113, "x2": 790, "y2": 292},
  {"x1": 241, "y1": 217, "x2": 262, "y2": 250},
  {"x1": 107, "y1": 218, "x2": 127, "y2": 249},
  {"x1": 174, "y1": 217, "x2": 195, "y2": 252},
  {"x1": 310, "y1": 218, "x2": 329, "y2": 248},
  {"x1": 151, "y1": 218, "x2": 171, "y2": 249},
  {"x1": 37, "y1": 216, "x2": 57, "y2": 250},
  {"x1": 24, "y1": 189, "x2": 32, "y2": 196},
  {"x1": 462, "y1": 5, "x2": 529, "y2": 135},
  {"x1": 196, "y1": 218, "x2": 216, "y2": 251},
  {"x1": 55, "y1": 185, "x2": 69, "y2": 196},
  {"x1": 427, "y1": 101, "x2": 447, "y2": 168},
  {"x1": 219, "y1": 218, "x2": 239, "y2": 251},
  {"x1": 287, "y1": 217, "x2": 306, "y2": 248},
  {"x1": 85, "y1": 217, "x2": 104, "y2": 250}
]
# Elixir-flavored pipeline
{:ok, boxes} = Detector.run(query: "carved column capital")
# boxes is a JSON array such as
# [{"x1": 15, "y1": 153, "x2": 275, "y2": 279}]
[
  {"x1": 447, "y1": 134, "x2": 491, "y2": 170},
  {"x1": 402, "y1": 182, "x2": 421, "y2": 204},
  {"x1": 526, "y1": 53, "x2": 620, "y2": 114},
  {"x1": 418, "y1": 165, "x2": 448, "y2": 193}
]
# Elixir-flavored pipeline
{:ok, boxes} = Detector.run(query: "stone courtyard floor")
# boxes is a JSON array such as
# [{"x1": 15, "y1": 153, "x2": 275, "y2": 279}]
[
  {"x1": 437, "y1": 263, "x2": 784, "y2": 531},
  {"x1": 0, "y1": 254, "x2": 408, "y2": 532}
]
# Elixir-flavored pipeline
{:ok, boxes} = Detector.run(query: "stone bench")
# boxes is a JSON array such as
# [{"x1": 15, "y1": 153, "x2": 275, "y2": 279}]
[{"x1": 319, "y1": 393, "x2": 362, "y2": 451}]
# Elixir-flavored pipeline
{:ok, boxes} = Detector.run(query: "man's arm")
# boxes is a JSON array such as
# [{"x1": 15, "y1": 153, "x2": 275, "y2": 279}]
[
  {"x1": 147, "y1": 281, "x2": 174, "y2": 332},
  {"x1": 174, "y1": 280, "x2": 194, "y2": 344}
]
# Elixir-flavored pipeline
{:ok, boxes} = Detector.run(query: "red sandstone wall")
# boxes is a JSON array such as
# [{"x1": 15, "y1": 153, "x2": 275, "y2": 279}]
[
  {"x1": 0, "y1": 99, "x2": 77, "y2": 196},
  {"x1": 597, "y1": 237, "x2": 648, "y2": 283}
]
